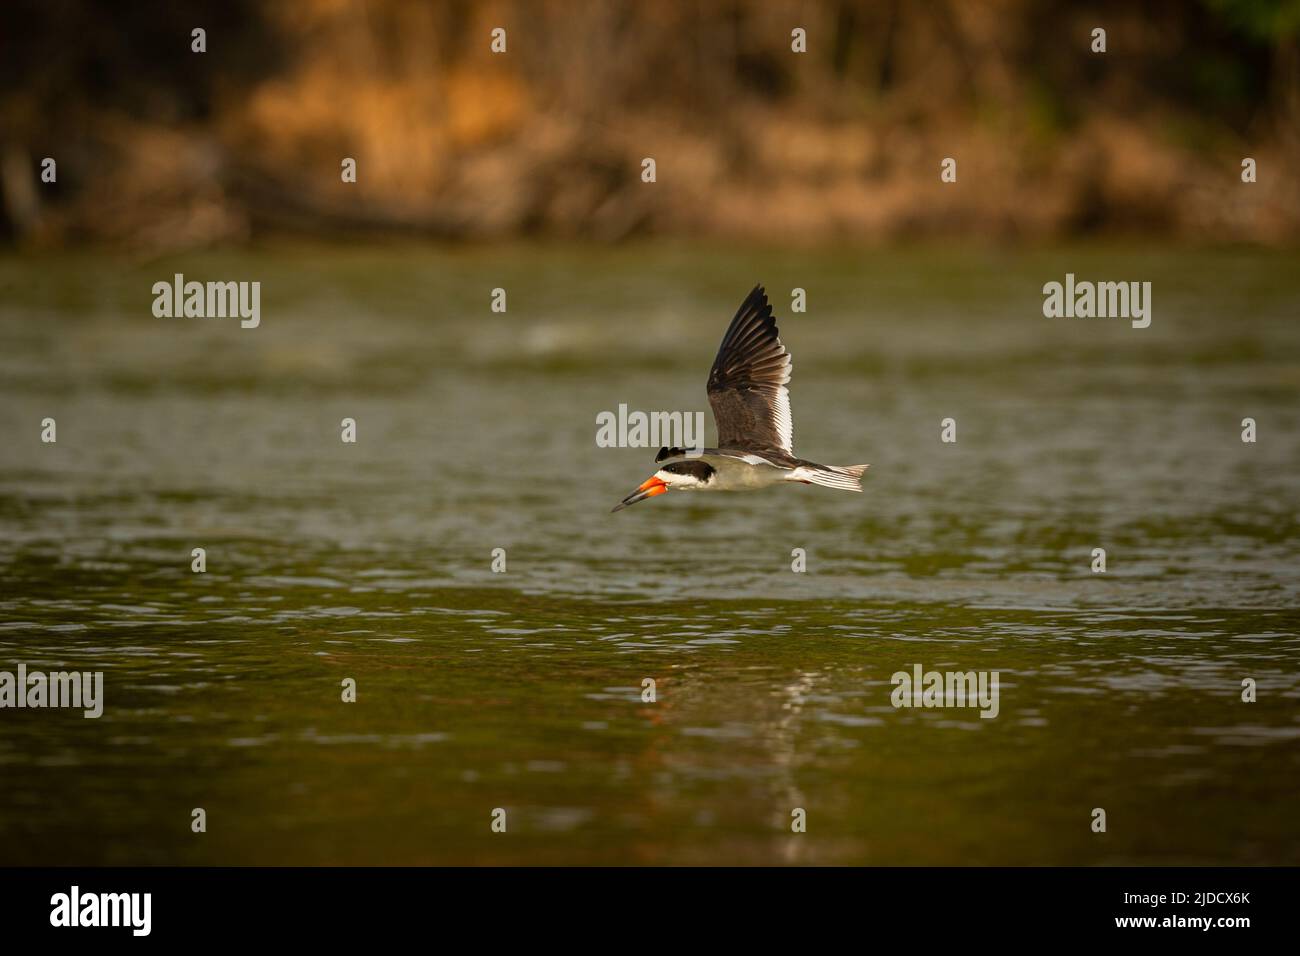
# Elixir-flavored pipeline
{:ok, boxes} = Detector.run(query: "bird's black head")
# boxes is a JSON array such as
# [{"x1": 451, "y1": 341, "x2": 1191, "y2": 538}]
[
  {"x1": 660, "y1": 460, "x2": 716, "y2": 484},
  {"x1": 611, "y1": 458, "x2": 716, "y2": 512}
]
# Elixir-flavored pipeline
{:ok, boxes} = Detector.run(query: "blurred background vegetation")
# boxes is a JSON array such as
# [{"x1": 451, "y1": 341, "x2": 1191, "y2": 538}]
[{"x1": 1, "y1": 0, "x2": 1297, "y2": 250}]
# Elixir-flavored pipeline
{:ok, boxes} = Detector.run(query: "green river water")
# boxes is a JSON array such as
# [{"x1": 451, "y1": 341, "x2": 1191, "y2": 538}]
[{"x1": 0, "y1": 242, "x2": 1297, "y2": 864}]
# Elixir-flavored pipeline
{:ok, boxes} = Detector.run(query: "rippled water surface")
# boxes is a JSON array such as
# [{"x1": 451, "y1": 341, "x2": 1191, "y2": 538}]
[{"x1": 1, "y1": 243, "x2": 1297, "y2": 864}]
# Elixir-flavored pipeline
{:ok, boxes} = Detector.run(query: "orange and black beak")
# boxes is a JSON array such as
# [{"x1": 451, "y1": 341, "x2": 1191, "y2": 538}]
[{"x1": 612, "y1": 475, "x2": 668, "y2": 512}]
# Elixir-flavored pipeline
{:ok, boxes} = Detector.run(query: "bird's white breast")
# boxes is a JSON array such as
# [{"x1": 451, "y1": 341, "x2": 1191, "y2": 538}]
[{"x1": 698, "y1": 454, "x2": 793, "y2": 491}]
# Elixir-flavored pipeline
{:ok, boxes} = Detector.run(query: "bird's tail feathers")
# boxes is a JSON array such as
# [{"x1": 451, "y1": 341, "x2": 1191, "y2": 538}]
[{"x1": 798, "y1": 463, "x2": 869, "y2": 492}]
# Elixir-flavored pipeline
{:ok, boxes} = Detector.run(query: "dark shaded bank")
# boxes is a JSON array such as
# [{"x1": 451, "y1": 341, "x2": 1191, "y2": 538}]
[{"x1": 1, "y1": 0, "x2": 1297, "y2": 250}]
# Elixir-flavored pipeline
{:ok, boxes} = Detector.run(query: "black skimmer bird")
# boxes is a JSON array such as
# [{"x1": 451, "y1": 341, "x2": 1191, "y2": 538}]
[{"x1": 613, "y1": 284, "x2": 869, "y2": 512}]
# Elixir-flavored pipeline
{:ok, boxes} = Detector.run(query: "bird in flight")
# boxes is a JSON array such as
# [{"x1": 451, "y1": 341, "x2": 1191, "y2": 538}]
[{"x1": 612, "y1": 285, "x2": 869, "y2": 512}]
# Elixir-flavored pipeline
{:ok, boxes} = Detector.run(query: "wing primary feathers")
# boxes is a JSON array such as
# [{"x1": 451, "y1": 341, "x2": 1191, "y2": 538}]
[{"x1": 706, "y1": 285, "x2": 795, "y2": 455}]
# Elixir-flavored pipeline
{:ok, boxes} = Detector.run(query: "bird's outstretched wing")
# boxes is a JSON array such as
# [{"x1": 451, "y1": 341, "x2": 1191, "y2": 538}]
[{"x1": 706, "y1": 285, "x2": 793, "y2": 454}]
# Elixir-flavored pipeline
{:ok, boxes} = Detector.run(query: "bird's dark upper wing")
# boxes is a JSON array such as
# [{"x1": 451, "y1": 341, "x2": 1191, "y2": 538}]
[{"x1": 706, "y1": 285, "x2": 793, "y2": 454}]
